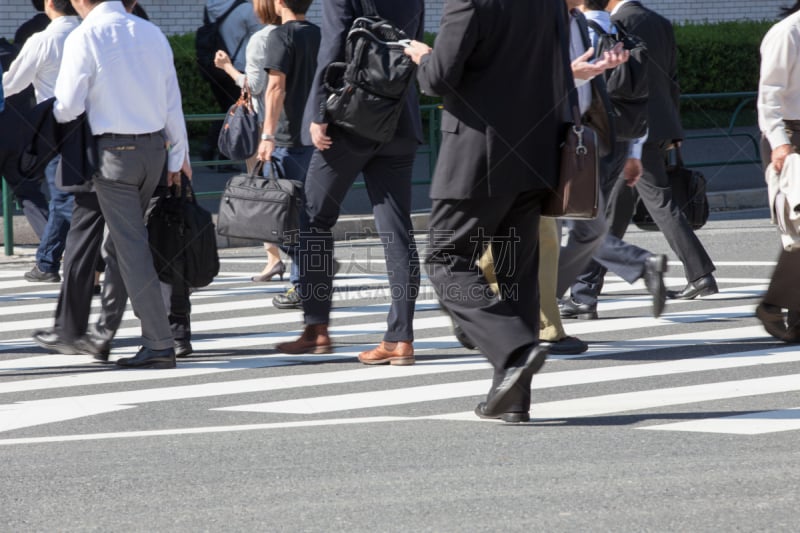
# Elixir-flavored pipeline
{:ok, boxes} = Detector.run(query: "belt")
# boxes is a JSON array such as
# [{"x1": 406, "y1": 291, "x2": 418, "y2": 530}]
[
  {"x1": 97, "y1": 131, "x2": 163, "y2": 139},
  {"x1": 784, "y1": 120, "x2": 800, "y2": 130}
]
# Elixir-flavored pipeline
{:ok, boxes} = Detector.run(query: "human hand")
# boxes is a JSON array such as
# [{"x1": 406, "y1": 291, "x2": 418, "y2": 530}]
[
  {"x1": 772, "y1": 144, "x2": 793, "y2": 173},
  {"x1": 403, "y1": 40, "x2": 432, "y2": 65},
  {"x1": 571, "y1": 44, "x2": 629, "y2": 80},
  {"x1": 214, "y1": 50, "x2": 231, "y2": 69},
  {"x1": 623, "y1": 158, "x2": 642, "y2": 187},
  {"x1": 256, "y1": 138, "x2": 274, "y2": 161},
  {"x1": 310, "y1": 122, "x2": 332, "y2": 151}
]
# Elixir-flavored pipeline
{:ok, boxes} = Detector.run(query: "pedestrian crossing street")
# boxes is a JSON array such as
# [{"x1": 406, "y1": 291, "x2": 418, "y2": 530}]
[{"x1": 1, "y1": 245, "x2": 798, "y2": 444}]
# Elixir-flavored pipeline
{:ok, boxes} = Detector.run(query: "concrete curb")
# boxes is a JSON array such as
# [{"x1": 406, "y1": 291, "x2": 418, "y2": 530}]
[{"x1": 0, "y1": 188, "x2": 769, "y2": 264}]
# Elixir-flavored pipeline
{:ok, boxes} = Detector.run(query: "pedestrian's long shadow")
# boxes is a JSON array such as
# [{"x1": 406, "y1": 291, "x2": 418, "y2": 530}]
[
  {"x1": 569, "y1": 340, "x2": 785, "y2": 362},
  {"x1": 529, "y1": 410, "x2": 770, "y2": 427}
]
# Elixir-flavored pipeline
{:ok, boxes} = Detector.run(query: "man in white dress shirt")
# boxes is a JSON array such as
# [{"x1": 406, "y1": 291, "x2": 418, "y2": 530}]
[
  {"x1": 2, "y1": 0, "x2": 80, "y2": 284},
  {"x1": 755, "y1": 1, "x2": 800, "y2": 342},
  {"x1": 53, "y1": 0, "x2": 191, "y2": 369}
]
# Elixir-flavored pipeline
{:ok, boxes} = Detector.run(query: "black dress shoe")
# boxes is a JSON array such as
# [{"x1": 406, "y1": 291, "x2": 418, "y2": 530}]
[
  {"x1": 175, "y1": 339, "x2": 193, "y2": 358},
  {"x1": 116, "y1": 347, "x2": 176, "y2": 369},
  {"x1": 483, "y1": 345, "x2": 548, "y2": 417},
  {"x1": 541, "y1": 336, "x2": 588, "y2": 355},
  {"x1": 756, "y1": 303, "x2": 799, "y2": 342},
  {"x1": 559, "y1": 298, "x2": 598, "y2": 320},
  {"x1": 666, "y1": 273, "x2": 718, "y2": 300},
  {"x1": 32, "y1": 329, "x2": 79, "y2": 355},
  {"x1": 474, "y1": 402, "x2": 530, "y2": 423},
  {"x1": 73, "y1": 336, "x2": 111, "y2": 362},
  {"x1": 643, "y1": 254, "x2": 667, "y2": 318}
]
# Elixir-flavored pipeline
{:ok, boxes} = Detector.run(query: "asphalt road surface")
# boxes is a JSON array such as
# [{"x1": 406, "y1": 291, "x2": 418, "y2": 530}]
[{"x1": 1, "y1": 210, "x2": 798, "y2": 532}]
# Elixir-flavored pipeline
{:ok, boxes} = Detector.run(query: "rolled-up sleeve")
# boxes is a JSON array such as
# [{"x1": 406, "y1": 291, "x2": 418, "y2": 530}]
[
  {"x1": 53, "y1": 32, "x2": 92, "y2": 124},
  {"x1": 758, "y1": 26, "x2": 798, "y2": 149}
]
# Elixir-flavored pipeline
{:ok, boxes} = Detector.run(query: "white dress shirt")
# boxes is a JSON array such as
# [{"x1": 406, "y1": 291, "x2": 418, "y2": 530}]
[
  {"x1": 53, "y1": 2, "x2": 188, "y2": 171},
  {"x1": 2, "y1": 15, "x2": 80, "y2": 102},
  {"x1": 758, "y1": 10, "x2": 800, "y2": 150}
]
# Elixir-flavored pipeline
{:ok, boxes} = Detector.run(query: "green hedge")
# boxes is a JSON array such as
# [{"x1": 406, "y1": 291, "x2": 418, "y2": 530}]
[
  {"x1": 675, "y1": 20, "x2": 771, "y2": 94},
  {"x1": 168, "y1": 21, "x2": 776, "y2": 124}
]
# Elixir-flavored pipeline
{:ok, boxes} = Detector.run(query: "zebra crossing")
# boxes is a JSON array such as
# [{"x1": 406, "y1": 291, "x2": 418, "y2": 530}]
[{"x1": 0, "y1": 241, "x2": 797, "y2": 445}]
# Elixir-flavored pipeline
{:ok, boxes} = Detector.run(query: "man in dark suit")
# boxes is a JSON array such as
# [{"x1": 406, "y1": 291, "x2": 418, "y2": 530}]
[
  {"x1": 275, "y1": 0, "x2": 423, "y2": 363},
  {"x1": 602, "y1": 0, "x2": 717, "y2": 300},
  {"x1": 404, "y1": 0, "x2": 565, "y2": 422}
]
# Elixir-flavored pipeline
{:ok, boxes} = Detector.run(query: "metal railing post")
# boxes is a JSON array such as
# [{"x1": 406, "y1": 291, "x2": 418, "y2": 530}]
[{"x1": 2, "y1": 177, "x2": 14, "y2": 256}]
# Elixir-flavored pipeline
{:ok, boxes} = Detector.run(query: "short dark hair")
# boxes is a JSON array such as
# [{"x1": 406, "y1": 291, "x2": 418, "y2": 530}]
[
  {"x1": 780, "y1": 1, "x2": 800, "y2": 17},
  {"x1": 584, "y1": 0, "x2": 610, "y2": 10},
  {"x1": 31, "y1": 0, "x2": 44, "y2": 11},
  {"x1": 52, "y1": 0, "x2": 78, "y2": 15},
  {"x1": 284, "y1": 0, "x2": 313, "y2": 15}
]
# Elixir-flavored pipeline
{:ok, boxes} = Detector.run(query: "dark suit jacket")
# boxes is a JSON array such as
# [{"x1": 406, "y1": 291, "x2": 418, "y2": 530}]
[
  {"x1": 18, "y1": 98, "x2": 97, "y2": 192},
  {"x1": 612, "y1": 0, "x2": 683, "y2": 144},
  {"x1": 417, "y1": 0, "x2": 564, "y2": 199},
  {"x1": 302, "y1": 0, "x2": 425, "y2": 145}
]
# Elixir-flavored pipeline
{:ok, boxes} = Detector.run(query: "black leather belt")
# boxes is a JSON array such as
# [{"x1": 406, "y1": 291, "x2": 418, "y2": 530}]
[{"x1": 97, "y1": 131, "x2": 162, "y2": 139}]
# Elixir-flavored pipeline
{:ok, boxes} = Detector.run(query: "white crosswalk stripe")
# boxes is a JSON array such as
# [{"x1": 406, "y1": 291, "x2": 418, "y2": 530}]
[{"x1": 0, "y1": 248, "x2": 794, "y2": 442}]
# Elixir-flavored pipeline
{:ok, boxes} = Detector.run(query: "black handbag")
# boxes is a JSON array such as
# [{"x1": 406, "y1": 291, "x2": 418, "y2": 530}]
[
  {"x1": 147, "y1": 177, "x2": 220, "y2": 288},
  {"x1": 217, "y1": 82, "x2": 260, "y2": 161},
  {"x1": 632, "y1": 146, "x2": 709, "y2": 231},
  {"x1": 216, "y1": 161, "x2": 304, "y2": 244}
]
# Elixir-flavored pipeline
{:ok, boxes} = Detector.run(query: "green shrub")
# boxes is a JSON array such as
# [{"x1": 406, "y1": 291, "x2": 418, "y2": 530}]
[{"x1": 169, "y1": 20, "x2": 777, "y2": 132}]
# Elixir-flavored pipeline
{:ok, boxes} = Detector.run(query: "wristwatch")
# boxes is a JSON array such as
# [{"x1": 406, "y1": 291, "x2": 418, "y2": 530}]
[{"x1": 261, "y1": 133, "x2": 275, "y2": 141}]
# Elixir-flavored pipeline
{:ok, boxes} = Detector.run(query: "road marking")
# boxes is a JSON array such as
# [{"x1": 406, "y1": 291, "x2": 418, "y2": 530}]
[
  {"x1": 642, "y1": 407, "x2": 800, "y2": 435},
  {"x1": 0, "y1": 416, "x2": 412, "y2": 446},
  {"x1": 428, "y1": 374, "x2": 800, "y2": 429},
  {"x1": 217, "y1": 346, "x2": 800, "y2": 414}
]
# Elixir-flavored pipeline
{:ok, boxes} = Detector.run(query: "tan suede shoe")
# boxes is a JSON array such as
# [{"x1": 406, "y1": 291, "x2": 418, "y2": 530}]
[{"x1": 358, "y1": 341, "x2": 414, "y2": 366}]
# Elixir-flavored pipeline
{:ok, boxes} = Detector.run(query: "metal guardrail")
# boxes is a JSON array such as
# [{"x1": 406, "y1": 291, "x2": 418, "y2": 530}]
[
  {"x1": 0, "y1": 96, "x2": 761, "y2": 256},
  {"x1": 680, "y1": 91, "x2": 761, "y2": 167}
]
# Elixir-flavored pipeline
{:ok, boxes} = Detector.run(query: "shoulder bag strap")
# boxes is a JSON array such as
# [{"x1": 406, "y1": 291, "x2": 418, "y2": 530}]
[
  {"x1": 557, "y1": 6, "x2": 582, "y2": 126},
  {"x1": 359, "y1": 0, "x2": 378, "y2": 17}
]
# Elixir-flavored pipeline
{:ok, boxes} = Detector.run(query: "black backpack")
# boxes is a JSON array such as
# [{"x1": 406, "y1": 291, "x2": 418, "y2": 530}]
[
  {"x1": 322, "y1": 0, "x2": 417, "y2": 143},
  {"x1": 586, "y1": 19, "x2": 649, "y2": 140},
  {"x1": 195, "y1": 0, "x2": 247, "y2": 83}
]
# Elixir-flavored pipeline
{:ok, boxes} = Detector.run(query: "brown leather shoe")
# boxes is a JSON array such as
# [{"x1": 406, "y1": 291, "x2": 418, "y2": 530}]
[
  {"x1": 276, "y1": 324, "x2": 332, "y2": 354},
  {"x1": 358, "y1": 341, "x2": 414, "y2": 366}
]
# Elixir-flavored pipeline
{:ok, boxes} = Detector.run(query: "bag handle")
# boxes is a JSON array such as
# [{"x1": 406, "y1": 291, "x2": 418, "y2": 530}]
[{"x1": 250, "y1": 160, "x2": 287, "y2": 180}]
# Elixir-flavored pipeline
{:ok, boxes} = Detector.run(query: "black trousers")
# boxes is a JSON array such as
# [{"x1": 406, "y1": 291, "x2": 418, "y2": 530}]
[
  {"x1": 426, "y1": 190, "x2": 547, "y2": 412},
  {"x1": 570, "y1": 142, "x2": 648, "y2": 305},
  {"x1": 52, "y1": 187, "x2": 191, "y2": 343},
  {"x1": 299, "y1": 129, "x2": 420, "y2": 342},
  {"x1": 761, "y1": 131, "x2": 800, "y2": 311}
]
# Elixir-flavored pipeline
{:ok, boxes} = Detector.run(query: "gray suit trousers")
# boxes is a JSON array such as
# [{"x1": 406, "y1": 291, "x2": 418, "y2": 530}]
[{"x1": 92, "y1": 133, "x2": 173, "y2": 350}]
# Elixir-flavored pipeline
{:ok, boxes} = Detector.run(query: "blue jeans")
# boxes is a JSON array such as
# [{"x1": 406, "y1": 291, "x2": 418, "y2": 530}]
[
  {"x1": 36, "y1": 156, "x2": 73, "y2": 273},
  {"x1": 271, "y1": 145, "x2": 313, "y2": 286}
]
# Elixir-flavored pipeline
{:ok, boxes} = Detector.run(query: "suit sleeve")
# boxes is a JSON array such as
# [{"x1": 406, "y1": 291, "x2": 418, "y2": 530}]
[
  {"x1": 416, "y1": 0, "x2": 479, "y2": 97},
  {"x1": 305, "y1": 0, "x2": 355, "y2": 124}
]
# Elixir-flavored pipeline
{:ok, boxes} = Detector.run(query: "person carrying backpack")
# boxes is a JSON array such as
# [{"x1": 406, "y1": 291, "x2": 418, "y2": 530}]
[
  {"x1": 197, "y1": 0, "x2": 262, "y2": 162},
  {"x1": 276, "y1": 0, "x2": 424, "y2": 363}
]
